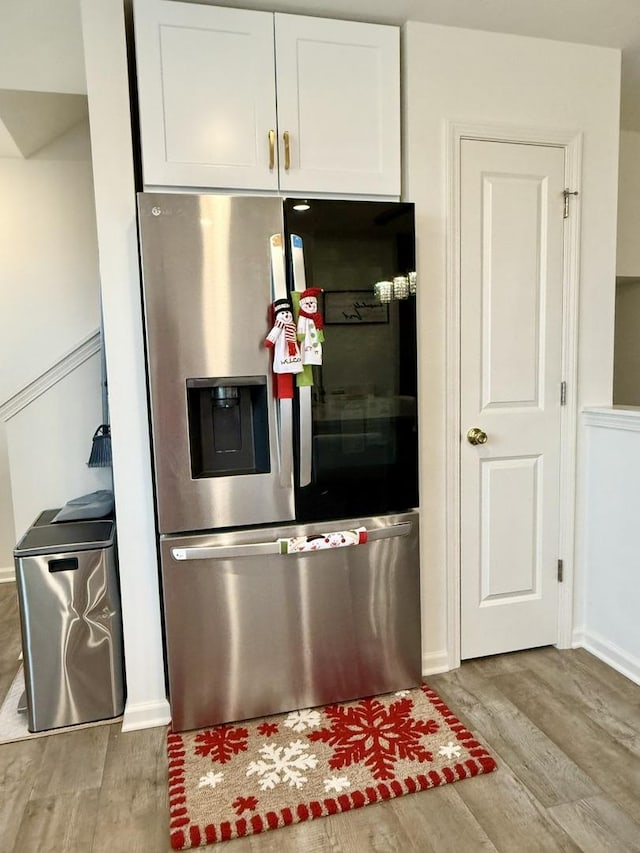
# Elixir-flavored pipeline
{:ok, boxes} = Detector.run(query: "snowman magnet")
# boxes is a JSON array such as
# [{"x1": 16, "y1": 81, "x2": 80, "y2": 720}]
[
  {"x1": 296, "y1": 287, "x2": 324, "y2": 365},
  {"x1": 264, "y1": 298, "x2": 304, "y2": 374}
]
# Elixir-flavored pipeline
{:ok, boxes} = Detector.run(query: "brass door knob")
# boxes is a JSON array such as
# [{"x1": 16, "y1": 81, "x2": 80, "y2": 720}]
[{"x1": 467, "y1": 427, "x2": 488, "y2": 445}]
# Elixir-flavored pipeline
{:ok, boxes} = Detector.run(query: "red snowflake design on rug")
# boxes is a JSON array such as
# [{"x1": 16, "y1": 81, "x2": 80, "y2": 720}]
[
  {"x1": 257, "y1": 722, "x2": 279, "y2": 737},
  {"x1": 194, "y1": 724, "x2": 249, "y2": 764},
  {"x1": 232, "y1": 796, "x2": 259, "y2": 815},
  {"x1": 307, "y1": 696, "x2": 439, "y2": 780}
]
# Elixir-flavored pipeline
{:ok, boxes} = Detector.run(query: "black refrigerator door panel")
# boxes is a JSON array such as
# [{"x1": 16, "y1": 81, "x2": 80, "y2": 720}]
[{"x1": 284, "y1": 199, "x2": 419, "y2": 523}]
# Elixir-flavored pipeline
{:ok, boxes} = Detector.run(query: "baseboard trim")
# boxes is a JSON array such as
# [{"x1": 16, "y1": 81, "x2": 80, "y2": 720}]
[
  {"x1": 422, "y1": 649, "x2": 451, "y2": 677},
  {"x1": 571, "y1": 627, "x2": 586, "y2": 649},
  {"x1": 121, "y1": 697, "x2": 171, "y2": 732},
  {"x1": 575, "y1": 628, "x2": 640, "y2": 687},
  {"x1": 0, "y1": 567, "x2": 15, "y2": 584}
]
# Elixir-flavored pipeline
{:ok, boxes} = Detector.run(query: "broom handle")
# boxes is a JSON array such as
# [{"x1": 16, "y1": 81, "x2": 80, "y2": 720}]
[{"x1": 99, "y1": 303, "x2": 109, "y2": 425}]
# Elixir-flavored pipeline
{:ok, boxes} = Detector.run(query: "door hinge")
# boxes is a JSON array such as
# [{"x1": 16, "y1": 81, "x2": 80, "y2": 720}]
[
  {"x1": 563, "y1": 189, "x2": 579, "y2": 219},
  {"x1": 557, "y1": 559, "x2": 564, "y2": 582},
  {"x1": 560, "y1": 381, "x2": 567, "y2": 406}
]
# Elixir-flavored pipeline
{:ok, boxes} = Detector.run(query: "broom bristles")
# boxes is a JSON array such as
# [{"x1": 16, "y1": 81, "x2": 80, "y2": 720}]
[{"x1": 88, "y1": 424, "x2": 112, "y2": 468}]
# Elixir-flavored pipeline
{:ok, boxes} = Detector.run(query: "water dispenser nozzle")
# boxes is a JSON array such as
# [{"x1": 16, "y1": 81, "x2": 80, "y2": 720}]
[{"x1": 211, "y1": 386, "x2": 239, "y2": 408}]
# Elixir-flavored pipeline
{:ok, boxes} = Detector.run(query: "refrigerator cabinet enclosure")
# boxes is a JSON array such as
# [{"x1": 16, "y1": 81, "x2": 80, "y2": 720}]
[{"x1": 161, "y1": 511, "x2": 421, "y2": 732}]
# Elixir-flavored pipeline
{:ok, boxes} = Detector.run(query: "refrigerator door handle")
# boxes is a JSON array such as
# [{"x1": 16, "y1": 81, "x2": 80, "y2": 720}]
[
  {"x1": 170, "y1": 521, "x2": 412, "y2": 561},
  {"x1": 366, "y1": 521, "x2": 412, "y2": 542},
  {"x1": 277, "y1": 397, "x2": 294, "y2": 489},
  {"x1": 290, "y1": 234, "x2": 312, "y2": 487},
  {"x1": 269, "y1": 233, "x2": 294, "y2": 488},
  {"x1": 298, "y1": 386, "x2": 312, "y2": 487}
]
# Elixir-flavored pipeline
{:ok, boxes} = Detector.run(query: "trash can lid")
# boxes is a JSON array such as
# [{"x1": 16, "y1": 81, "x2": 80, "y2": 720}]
[
  {"x1": 14, "y1": 517, "x2": 114, "y2": 557},
  {"x1": 32, "y1": 509, "x2": 63, "y2": 526}
]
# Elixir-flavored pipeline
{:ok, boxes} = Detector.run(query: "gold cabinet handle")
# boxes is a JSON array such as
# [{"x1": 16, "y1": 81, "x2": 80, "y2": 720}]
[
  {"x1": 268, "y1": 129, "x2": 275, "y2": 170},
  {"x1": 283, "y1": 131, "x2": 290, "y2": 171},
  {"x1": 467, "y1": 428, "x2": 488, "y2": 446}
]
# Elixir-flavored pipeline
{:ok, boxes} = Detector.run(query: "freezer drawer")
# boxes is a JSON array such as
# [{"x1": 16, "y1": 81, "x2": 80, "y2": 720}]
[{"x1": 161, "y1": 511, "x2": 421, "y2": 732}]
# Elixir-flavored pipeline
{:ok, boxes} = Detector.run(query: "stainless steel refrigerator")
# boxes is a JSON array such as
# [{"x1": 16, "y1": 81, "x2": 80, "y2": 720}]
[{"x1": 137, "y1": 193, "x2": 421, "y2": 732}]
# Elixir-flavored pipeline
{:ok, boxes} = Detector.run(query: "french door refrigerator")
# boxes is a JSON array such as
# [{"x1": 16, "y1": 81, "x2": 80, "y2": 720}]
[{"x1": 137, "y1": 193, "x2": 420, "y2": 732}]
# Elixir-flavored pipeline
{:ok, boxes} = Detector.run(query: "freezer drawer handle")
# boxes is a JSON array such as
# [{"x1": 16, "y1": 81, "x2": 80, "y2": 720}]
[
  {"x1": 279, "y1": 526, "x2": 367, "y2": 554},
  {"x1": 170, "y1": 521, "x2": 411, "y2": 562}
]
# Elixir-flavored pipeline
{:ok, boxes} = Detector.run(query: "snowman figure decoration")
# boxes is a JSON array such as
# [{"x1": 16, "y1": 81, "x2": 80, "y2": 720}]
[
  {"x1": 297, "y1": 287, "x2": 324, "y2": 365},
  {"x1": 264, "y1": 298, "x2": 303, "y2": 373}
]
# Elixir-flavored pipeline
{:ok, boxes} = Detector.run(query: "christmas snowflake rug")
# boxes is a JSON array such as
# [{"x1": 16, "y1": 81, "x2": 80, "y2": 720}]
[{"x1": 167, "y1": 684, "x2": 497, "y2": 849}]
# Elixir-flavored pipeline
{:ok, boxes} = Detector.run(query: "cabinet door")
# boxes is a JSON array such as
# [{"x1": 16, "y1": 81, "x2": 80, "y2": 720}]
[
  {"x1": 274, "y1": 14, "x2": 400, "y2": 197},
  {"x1": 134, "y1": 1, "x2": 278, "y2": 190}
]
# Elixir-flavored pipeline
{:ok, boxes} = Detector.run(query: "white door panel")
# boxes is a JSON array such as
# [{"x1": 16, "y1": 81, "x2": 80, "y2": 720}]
[
  {"x1": 480, "y1": 455, "x2": 541, "y2": 600},
  {"x1": 461, "y1": 139, "x2": 565, "y2": 659}
]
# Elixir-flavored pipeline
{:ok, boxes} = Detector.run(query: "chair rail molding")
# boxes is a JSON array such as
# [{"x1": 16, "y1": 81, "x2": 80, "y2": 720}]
[
  {"x1": 0, "y1": 329, "x2": 101, "y2": 423},
  {"x1": 583, "y1": 406, "x2": 640, "y2": 432}
]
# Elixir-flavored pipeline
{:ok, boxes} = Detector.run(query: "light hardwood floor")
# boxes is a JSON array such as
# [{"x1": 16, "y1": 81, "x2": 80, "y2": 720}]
[{"x1": 1, "y1": 582, "x2": 640, "y2": 852}]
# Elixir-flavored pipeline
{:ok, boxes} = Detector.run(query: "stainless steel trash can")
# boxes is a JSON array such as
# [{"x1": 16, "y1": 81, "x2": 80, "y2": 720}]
[{"x1": 14, "y1": 510, "x2": 124, "y2": 732}]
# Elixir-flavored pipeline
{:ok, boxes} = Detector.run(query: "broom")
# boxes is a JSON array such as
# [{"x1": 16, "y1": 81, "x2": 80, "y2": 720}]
[
  {"x1": 88, "y1": 314, "x2": 113, "y2": 468},
  {"x1": 88, "y1": 423, "x2": 112, "y2": 467}
]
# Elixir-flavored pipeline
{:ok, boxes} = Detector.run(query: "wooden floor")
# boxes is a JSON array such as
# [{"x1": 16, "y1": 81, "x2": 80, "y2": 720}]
[{"x1": 1, "y1": 582, "x2": 640, "y2": 853}]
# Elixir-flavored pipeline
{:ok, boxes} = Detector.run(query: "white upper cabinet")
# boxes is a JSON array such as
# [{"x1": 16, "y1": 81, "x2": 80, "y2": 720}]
[
  {"x1": 134, "y1": 2, "x2": 279, "y2": 191},
  {"x1": 133, "y1": 1, "x2": 400, "y2": 196},
  {"x1": 274, "y1": 14, "x2": 399, "y2": 196}
]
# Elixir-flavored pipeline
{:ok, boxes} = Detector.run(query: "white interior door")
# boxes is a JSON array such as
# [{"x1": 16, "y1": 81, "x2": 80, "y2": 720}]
[{"x1": 460, "y1": 139, "x2": 565, "y2": 659}]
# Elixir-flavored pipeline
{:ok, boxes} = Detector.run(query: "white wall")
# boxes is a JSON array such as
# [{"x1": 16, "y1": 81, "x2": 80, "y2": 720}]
[
  {"x1": 6, "y1": 354, "x2": 111, "y2": 538},
  {"x1": 617, "y1": 131, "x2": 640, "y2": 277},
  {"x1": 403, "y1": 23, "x2": 621, "y2": 668},
  {"x1": 0, "y1": 0, "x2": 98, "y2": 573},
  {"x1": 0, "y1": 119, "x2": 102, "y2": 571},
  {"x1": 0, "y1": 122, "x2": 100, "y2": 401},
  {"x1": 0, "y1": 0, "x2": 87, "y2": 94},
  {"x1": 580, "y1": 409, "x2": 640, "y2": 684}
]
